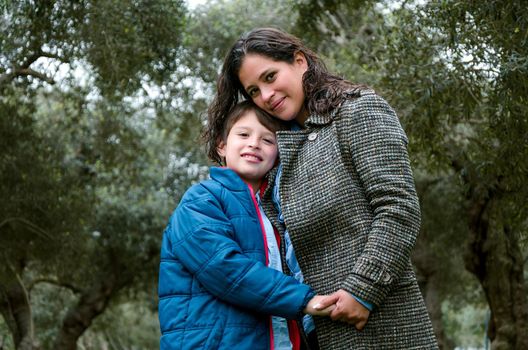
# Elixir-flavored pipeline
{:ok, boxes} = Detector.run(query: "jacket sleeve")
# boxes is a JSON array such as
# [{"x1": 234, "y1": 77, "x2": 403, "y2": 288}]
[
  {"x1": 340, "y1": 92, "x2": 421, "y2": 307},
  {"x1": 167, "y1": 185, "x2": 315, "y2": 319}
]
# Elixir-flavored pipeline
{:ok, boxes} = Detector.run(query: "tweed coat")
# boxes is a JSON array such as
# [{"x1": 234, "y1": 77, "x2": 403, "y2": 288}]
[{"x1": 261, "y1": 90, "x2": 438, "y2": 349}]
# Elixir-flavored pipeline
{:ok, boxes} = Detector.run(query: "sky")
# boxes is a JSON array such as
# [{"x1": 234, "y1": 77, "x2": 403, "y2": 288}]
[{"x1": 186, "y1": 0, "x2": 207, "y2": 10}]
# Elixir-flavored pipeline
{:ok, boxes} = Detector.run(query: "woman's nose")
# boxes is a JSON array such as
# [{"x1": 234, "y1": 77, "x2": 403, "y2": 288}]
[{"x1": 260, "y1": 85, "x2": 274, "y2": 103}]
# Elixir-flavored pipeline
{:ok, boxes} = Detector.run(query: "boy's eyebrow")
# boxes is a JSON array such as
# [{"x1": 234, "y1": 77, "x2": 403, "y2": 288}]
[
  {"x1": 231, "y1": 125, "x2": 276, "y2": 136},
  {"x1": 263, "y1": 131, "x2": 277, "y2": 138}
]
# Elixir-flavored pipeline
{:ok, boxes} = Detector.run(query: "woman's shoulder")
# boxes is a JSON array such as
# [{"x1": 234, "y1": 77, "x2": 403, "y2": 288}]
[
  {"x1": 336, "y1": 89, "x2": 396, "y2": 120},
  {"x1": 340, "y1": 88, "x2": 385, "y2": 108},
  {"x1": 331, "y1": 89, "x2": 403, "y2": 142}
]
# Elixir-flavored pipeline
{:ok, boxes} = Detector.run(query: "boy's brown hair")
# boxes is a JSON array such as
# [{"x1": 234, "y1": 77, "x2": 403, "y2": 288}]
[{"x1": 204, "y1": 100, "x2": 288, "y2": 165}]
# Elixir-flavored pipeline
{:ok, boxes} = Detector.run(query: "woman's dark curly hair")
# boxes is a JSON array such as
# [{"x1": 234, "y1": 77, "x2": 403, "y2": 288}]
[{"x1": 204, "y1": 27, "x2": 367, "y2": 162}]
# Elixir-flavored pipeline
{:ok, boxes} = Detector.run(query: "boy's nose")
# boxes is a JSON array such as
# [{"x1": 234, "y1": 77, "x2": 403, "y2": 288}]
[{"x1": 248, "y1": 137, "x2": 260, "y2": 148}]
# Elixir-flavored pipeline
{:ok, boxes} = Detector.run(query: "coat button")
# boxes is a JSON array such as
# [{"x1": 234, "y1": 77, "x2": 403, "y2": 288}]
[
  {"x1": 307, "y1": 132, "x2": 318, "y2": 141},
  {"x1": 382, "y1": 273, "x2": 392, "y2": 283}
]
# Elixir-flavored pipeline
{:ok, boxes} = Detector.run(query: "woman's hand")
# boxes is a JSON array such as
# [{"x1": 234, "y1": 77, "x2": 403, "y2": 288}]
[
  {"x1": 303, "y1": 295, "x2": 337, "y2": 316},
  {"x1": 313, "y1": 289, "x2": 370, "y2": 330}
]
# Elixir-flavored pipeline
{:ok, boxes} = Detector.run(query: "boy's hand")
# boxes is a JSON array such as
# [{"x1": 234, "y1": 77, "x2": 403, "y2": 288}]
[
  {"x1": 318, "y1": 289, "x2": 370, "y2": 330},
  {"x1": 304, "y1": 294, "x2": 338, "y2": 316}
]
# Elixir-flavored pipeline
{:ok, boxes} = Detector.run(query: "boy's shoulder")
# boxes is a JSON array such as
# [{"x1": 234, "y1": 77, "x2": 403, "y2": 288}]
[
  {"x1": 180, "y1": 167, "x2": 245, "y2": 203},
  {"x1": 180, "y1": 177, "x2": 223, "y2": 204}
]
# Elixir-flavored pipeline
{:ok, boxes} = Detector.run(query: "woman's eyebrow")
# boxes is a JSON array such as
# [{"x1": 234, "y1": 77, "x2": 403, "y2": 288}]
[{"x1": 258, "y1": 69, "x2": 272, "y2": 81}]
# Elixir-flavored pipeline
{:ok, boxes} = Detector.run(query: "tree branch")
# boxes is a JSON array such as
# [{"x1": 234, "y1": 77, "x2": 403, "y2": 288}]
[
  {"x1": 27, "y1": 278, "x2": 83, "y2": 295},
  {"x1": 15, "y1": 67, "x2": 55, "y2": 85},
  {"x1": 0, "y1": 67, "x2": 55, "y2": 85},
  {"x1": 53, "y1": 275, "x2": 119, "y2": 349},
  {"x1": 0, "y1": 48, "x2": 66, "y2": 85},
  {"x1": 0, "y1": 217, "x2": 54, "y2": 240},
  {"x1": 20, "y1": 51, "x2": 43, "y2": 70},
  {"x1": 37, "y1": 50, "x2": 67, "y2": 63},
  {"x1": 53, "y1": 248, "x2": 139, "y2": 349}
]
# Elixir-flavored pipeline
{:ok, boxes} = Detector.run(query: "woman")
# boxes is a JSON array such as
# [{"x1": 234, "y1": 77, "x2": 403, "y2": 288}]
[{"x1": 207, "y1": 27, "x2": 438, "y2": 349}]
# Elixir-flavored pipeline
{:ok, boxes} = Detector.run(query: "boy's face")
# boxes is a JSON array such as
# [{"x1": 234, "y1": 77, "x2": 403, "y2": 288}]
[{"x1": 217, "y1": 110, "x2": 278, "y2": 192}]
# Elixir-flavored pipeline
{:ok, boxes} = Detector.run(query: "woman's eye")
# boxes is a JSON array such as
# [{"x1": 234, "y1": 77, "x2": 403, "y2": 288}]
[
  {"x1": 247, "y1": 88, "x2": 259, "y2": 98},
  {"x1": 265, "y1": 72, "x2": 275, "y2": 82}
]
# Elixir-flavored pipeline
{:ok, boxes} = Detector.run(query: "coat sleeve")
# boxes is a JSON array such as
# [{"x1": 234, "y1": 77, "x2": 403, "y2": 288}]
[
  {"x1": 339, "y1": 92, "x2": 421, "y2": 307},
  {"x1": 167, "y1": 185, "x2": 315, "y2": 319}
]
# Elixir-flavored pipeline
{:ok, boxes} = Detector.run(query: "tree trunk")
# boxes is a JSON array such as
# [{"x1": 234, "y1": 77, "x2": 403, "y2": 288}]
[
  {"x1": 413, "y1": 233, "x2": 455, "y2": 350},
  {"x1": 421, "y1": 274, "x2": 455, "y2": 350},
  {"x1": 464, "y1": 197, "x2": 528, "y2": 350},
  {"x1": 53, "y1": 276, "x2": 117, "y2": 350},
  {"x1": 0, "y1": 268, "x2": 39, "y2": 350}
]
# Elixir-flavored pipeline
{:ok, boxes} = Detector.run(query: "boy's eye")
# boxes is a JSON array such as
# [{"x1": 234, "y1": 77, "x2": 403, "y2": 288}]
[
  {"x1": 238, "y1": 132, "x2": 249, "y2": 137},
  {"x1": 263, "y1": 138, "x2": 275, "y2": 145}
]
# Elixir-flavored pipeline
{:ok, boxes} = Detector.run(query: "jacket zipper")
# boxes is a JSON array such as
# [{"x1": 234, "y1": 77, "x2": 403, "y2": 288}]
[
  {"x1": 247, "y1": 185, "x2": 274, "y2": 350},
  {"x1": 257, "y1": 181, "x2": 309, "y2": 350}
]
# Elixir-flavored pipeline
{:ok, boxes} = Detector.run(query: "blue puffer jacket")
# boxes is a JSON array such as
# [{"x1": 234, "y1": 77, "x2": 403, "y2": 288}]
[{"x1": 158, "y1": 167, "x2": 315, "y2": 350}]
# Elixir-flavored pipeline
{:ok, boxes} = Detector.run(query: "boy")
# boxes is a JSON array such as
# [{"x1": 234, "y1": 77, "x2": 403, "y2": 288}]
[{"x1": 158, "y1": 101, "x2": 331, "y2": 350}]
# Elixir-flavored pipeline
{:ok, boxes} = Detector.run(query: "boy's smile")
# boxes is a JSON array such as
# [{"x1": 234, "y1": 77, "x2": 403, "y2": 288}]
[{"x1": 217, "y1": 110, "x2": 278, "y2": 192}]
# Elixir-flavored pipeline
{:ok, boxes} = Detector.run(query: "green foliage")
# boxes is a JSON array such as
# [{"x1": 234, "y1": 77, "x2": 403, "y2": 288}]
[
  {"x1": 55, "y1": 293, "x2": 160, "y2": 350},
  {"x1": 443, "y1": 300, "x2": 488, "y2": 348},
  {"x1": 377, "y1": 0, "x2": 528, "y2": 233},
  {"x1": 0, "y1": 86, "x2": 86, "y2": 272},
  {"x1": 31, "y1": 283, "x2": 78, "y2": 348},
  {"x1": 293, "y1": 1, "x2": 387, "y2": 95},
  {"x1": 182, "y1": 0, "x2": 298, "y2": 85},
  {"x1": 0, "y1": 1, "x2": 194, "y2": 348},
  {"x1": 0, "y1": 316, "x2": 14, "y2": 349},
  {"x1": 82, "y1": 0, "x2": 186, "y2": 96},
  {"x1": 415, "y1": 171, "x2": 470, "y2": 296},
  {"x1": 1, "y1": 0, "x2": 186, "y2": 97}
]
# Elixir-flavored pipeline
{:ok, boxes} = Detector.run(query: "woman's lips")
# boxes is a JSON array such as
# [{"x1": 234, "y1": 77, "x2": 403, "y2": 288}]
[{"x1": 271, "y1": 97, "x2": 285, "y2": 111}]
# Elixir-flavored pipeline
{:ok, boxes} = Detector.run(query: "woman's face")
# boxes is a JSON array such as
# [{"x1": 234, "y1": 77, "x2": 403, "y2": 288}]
[{"x1": 238, "y1": 53, "x2": 309, "y2": 125}]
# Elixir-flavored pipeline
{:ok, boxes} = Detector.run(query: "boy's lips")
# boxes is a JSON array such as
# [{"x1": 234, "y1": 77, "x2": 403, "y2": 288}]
[{"x1": 241, "y1": 152, "x2": 263, "y2": 162}]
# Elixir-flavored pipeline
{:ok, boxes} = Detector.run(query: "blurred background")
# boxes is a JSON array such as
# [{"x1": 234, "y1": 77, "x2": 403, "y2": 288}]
[{"x1": 1, "y1": 0, "x2": 526, "y2": 349}]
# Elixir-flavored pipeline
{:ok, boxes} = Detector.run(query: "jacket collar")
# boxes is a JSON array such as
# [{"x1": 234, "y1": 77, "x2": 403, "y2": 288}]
[
  {"x1": 210, "y1": 167, "x2": 248, "y2": 192},
  {"x1": 210, "y1": 166, "x2": 276, "y2": 194},
  {"x1": 304, "y1": 109, "x2": 337, "y2": 127}
]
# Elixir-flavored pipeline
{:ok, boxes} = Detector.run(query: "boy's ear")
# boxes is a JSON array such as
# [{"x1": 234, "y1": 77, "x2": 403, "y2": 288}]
[{"x1": 217, "y1": 141, "x2": 226, "y2": 159}]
